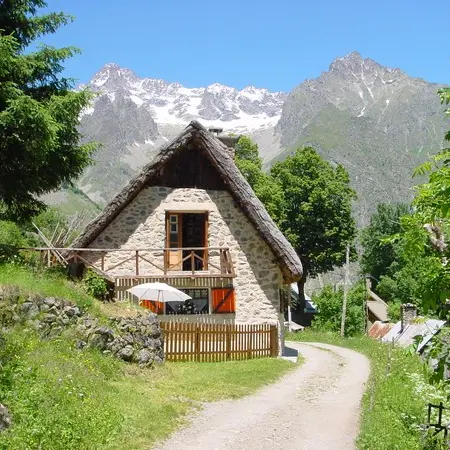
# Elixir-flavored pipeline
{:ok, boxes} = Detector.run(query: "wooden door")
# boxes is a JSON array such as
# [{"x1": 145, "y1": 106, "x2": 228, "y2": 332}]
[{"x1": 166, "y1": 213, "x2": 182, "y2": 271}]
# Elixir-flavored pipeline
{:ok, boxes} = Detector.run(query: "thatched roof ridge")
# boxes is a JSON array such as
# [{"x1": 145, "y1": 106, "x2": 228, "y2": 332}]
[{"x1": 72, "y1": 121, "x2": 302, "y2": 282}]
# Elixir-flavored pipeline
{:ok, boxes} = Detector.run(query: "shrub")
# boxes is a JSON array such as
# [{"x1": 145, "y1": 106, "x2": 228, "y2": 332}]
[
  {"x1": 83, "y1": 269, "x2": 109, "y2": 300},
  {"x1": 311, "y1": 283, "x2": 365, "y2": 336}
]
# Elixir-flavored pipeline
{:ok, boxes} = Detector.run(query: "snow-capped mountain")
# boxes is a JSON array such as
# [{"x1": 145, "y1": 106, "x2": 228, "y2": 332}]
[
  {"x1": 78, "y1": 63, "x2": 285, "y2": 203},
  {"x1": 83, "y1": 63, "x2": 286, "y2": 134},
  {"x1": 76, "y1": 54, "x2": 447, "y2": 226}
]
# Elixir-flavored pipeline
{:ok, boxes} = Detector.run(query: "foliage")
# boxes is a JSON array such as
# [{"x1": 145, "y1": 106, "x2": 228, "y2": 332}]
[
  {"x1": 234, "y1": 136, "x2": 285, "y2": 226},
  {"x1": 393, "y1": 87, "x2": 450, "y2": 314},
  {"x1": 287, "y1": 331, "x2": 445, "y2": 449},
  {"x1": 0, "y1": 0, "x2": 97, "y2": 220},
  {"x1": 376, "y1": 252, "x2": 442, "y2": 313},
  {"x1": 271, "y1": 147, "x2": 356, "y2": 279},
  {"x1": 310, "y1": 284, "x2": 365, "y2": 336},
  {"x1": 424, "y1": 328, "x2": 450, "y2": 384},
  {"x1": 0, "y1": 220, "x2": 28, "y2": 263},
  {"x1": 0, "y1": 220, "x2": 27, "y2": 247},
  {"x1": 360, "y1": 203, "x2": 410, "y2": 287},
  {"x1": 83, "y1": 269, "x2": 109, "y2": 300}
]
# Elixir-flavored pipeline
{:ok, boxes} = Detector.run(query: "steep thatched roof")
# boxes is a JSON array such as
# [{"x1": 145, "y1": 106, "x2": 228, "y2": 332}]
[{"x1": 72, "y1": 121, "x2": 302, "y2": 282}]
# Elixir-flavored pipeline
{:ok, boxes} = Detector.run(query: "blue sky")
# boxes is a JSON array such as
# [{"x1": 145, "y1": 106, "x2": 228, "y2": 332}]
[{"x1": 42, "y1": 0, "x2": 449, "y2": 92}]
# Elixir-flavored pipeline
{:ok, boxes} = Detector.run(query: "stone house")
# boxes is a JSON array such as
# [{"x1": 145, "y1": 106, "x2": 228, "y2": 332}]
[{"x1": 70, "y1": 121, "x2": 302, "y2": 346}]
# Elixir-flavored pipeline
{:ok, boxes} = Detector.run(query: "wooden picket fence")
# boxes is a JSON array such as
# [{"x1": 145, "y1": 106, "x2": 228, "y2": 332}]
[{"x1": 160, "y1": 321, "x2": 279, "y2": 362}]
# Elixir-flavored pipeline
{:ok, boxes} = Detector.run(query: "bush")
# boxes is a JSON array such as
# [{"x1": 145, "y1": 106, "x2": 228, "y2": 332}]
[
  {"x1": 83, "y1": 269, "x2": 109, "y2": 300},
  {"x1": 311, "y1": 283, "x2": 365, "y2": 336},
  {"x1": 0, "y1": 221, "x2": 28, "y2": 263}
]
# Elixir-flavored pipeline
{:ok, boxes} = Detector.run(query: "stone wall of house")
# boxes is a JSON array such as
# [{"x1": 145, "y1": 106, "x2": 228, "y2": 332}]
[{"x1": 88, "y1": 187, "x2": 284, "y2": 326}]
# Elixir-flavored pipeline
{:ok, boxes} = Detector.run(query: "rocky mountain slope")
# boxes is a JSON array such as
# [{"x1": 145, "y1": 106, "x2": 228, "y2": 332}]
[
  {"x1": 78, "y1": 64, "x2": 285, "y2": 203},
  {"x1": 276, "y1": 52, "x2": 447, "y2": 223},
  {"x1": 73, "y1": 53, "x2": 447, "y2": 224}
]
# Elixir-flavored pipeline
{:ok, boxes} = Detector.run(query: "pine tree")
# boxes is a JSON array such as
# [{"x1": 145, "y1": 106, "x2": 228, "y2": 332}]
[{"x1": 0, "y1": 1, "x2": 96, "y2": 220}]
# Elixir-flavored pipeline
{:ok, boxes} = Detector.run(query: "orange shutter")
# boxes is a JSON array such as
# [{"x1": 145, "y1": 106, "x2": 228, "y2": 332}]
[
  {"x1": 140, "y1": 299, "x2": 164, "y2": 314},
  {"x1": 212, "y1": 288, "x2": 235, "y2": 313}
]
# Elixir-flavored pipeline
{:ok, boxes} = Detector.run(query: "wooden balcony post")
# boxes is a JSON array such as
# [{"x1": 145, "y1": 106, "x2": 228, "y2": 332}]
[
  {"x1": 191, "y1": 251, "x2": 195, "y2": 275},
  {"x1": 135, "y1": 250, "x2": 139, "y2": 276}
]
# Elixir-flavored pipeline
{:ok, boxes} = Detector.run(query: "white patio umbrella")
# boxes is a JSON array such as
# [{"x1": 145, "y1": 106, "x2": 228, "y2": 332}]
[{"x1": 126, "y1": 282, "x2": 191, "y2": 303}]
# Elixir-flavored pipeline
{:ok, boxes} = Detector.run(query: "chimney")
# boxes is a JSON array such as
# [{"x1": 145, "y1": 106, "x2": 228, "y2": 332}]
[
  {"x1": 400, "y1": 303, "x2": 417, "y2": 332},
  {"x1": 208, "y1": 128, "x2": 240, "y2": 158}
]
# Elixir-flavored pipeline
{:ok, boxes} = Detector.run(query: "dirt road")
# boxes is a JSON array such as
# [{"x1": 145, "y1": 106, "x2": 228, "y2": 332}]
[{"x1": 155, "y1": 342, "x2": 370, "y2": 450}]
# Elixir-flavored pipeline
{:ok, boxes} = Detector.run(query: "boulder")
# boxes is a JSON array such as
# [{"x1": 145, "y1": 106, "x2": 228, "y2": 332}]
[
  {"x1": 117, "y1": 345, "x2": 134, "y2": 362},
  {"x1": 137, "y1": 349, "x2": 153, "y2": 366},
  {"x1": 0, "y1": 404, "x2": 12, "y2": 432}
]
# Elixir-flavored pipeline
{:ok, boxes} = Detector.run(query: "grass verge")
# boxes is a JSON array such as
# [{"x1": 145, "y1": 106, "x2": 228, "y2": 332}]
[
  {"x1": 287, "y1": 330, "x2": 431, "y2": 450},
  {"x1": 0, "y1": 263, "x2": 296, "y2": 449},
  {"x1": 0, "y1": 263, "x2": 95, "y2": 309},
  {"x1": 0, "y1": 327, "x2": 295, "y2": 450}
]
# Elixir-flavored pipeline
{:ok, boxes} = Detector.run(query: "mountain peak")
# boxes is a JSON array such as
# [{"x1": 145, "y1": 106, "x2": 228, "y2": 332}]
[
  {"x1": 329, "y1": 51, "x2": 391, "y2": 80},
  {"x1": 91, "y1": 63, "x2": 138, "y2": 88}
]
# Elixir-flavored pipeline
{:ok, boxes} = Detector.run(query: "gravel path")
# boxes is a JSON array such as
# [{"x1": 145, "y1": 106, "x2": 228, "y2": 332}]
[{"x1": 154, "y1": 342, "x2": 370, "y2": 450}]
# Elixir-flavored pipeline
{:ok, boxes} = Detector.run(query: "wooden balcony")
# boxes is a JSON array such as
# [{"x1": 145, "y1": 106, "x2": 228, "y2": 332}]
[{"x1": 23, "y1": 247, "x2": 236, "y2": 282}]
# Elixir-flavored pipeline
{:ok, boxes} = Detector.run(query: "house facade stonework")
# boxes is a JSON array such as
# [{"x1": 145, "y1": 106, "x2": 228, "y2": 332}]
[
  {"x1": 88, "y1": 187, "x2": 283, "y2": 324},
  {"x1": 71, "y1": 122, "x2": 302, "y2": 353}
]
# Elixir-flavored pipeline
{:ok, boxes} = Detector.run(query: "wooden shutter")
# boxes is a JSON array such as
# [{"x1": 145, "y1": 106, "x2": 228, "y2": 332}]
[
  {"x1": 212, "y1": 288, "x2": 235, "y2": 313},
  {"x1": 140, "y1": 300, "x2": 164, "y2": 314}
]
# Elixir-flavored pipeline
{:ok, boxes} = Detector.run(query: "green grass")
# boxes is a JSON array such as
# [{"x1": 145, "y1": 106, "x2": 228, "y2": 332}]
[
  {"x1": 0, "y1": 263, "x2": 96, "y2": 310},
  {"x1": 0, "y1": 263, "x2": 296, "y2": 449},
  {"x1": 287, "y1": 330, "x2": 433, "y2": 450},
  {"x1": 108, "y1": 358, "x2": 295, "y2": 449},
  {"x1": 0, "y1": 328, "x2": 295, "y2": 450}
]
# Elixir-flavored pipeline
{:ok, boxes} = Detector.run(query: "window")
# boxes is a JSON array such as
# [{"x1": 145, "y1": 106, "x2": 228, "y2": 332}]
[
  {"x1": 211, "y1": 288, "x2": 235, "y2": 313},
  {"x1": 165, "y1": 288, "x2": 210, "y2": 315}
]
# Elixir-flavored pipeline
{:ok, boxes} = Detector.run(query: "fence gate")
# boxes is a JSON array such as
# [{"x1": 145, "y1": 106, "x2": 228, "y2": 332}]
[{"x1": 159, "y1": 322, "x2": 278, "y2": 362}]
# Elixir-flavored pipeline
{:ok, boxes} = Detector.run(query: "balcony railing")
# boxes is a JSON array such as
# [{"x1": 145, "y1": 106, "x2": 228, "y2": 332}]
[{"x1": 21, "y1": 247, "x2": 236, "y2": 280}]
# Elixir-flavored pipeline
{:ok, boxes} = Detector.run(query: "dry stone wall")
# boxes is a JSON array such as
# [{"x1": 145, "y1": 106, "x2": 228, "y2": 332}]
[
  {"x1": 0, "y1": 285, "x2": 164, "y2": 366},
  {"x1": 89, "y1": 187, "x2": 283, "y2": 325}
]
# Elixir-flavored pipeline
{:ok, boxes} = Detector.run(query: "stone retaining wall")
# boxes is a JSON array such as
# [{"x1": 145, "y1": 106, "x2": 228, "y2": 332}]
[{"x1": 0, "y1": 285, "x2": 164, "y2": 367}]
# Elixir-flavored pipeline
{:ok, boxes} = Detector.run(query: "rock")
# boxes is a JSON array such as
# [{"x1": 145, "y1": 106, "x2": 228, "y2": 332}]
[
  {"x1": 117, "y1": 345, "x2": 134, "y2": 362},
  {"x1": 137, "y1": 349, "x2": 153, "y2": 366},
  {"x1": 43, "y1": 297, "x2": 57, "y2": 307},
  {"x1": 88, "y1": 333, "x2": 110, "y2": 351},
  {"x1": 21, "y1": 302, "x2": 40, "y2": 318},
  {"x1": 123, "y1": 334, "x2": 134, "y2": 345},
  {"x1": 0, "y1": 285, "x2": 20, "y2": 302},
  {"x1": 0, "y1": 404, "x2": 11, "y2": 431},
  {"x1": 41, "y1": 314, "x2": 57, "y2": 323},
  {"x1": 76, "y1": 340, "x2": 87, "y2": 350},
  {"x1": 47, "y1": 306, "x2": 59, "y2": 316}
]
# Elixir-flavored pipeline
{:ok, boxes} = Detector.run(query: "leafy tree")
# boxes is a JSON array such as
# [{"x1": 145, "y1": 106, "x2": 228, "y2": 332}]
[
  {"x1": 271, "y1": 147, "x2": 357, "y2": 313},
  {"x1": 0, "y1": 220, "x2": 28, "y2": 247},
  {"x1": 234, "y1": 136, "x2": 285, "y2": 227},
  {"x1": 394, "y1": 87, "x2": 450, "y2": 313},
  {"x1": 360, "y1": 203, "x2": 411, "y2": 288},
  {"x1": 311, "y1": 284, "x2": 365, "y2": 336},
  {"x1": 0, "y1": 1, "x2": 96, "y2": 221}
]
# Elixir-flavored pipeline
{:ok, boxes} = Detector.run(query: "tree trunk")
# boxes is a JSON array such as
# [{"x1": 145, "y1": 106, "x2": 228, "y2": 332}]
[{"x1": 296, "y1": 268, "x2": 308, "y2": 326}]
